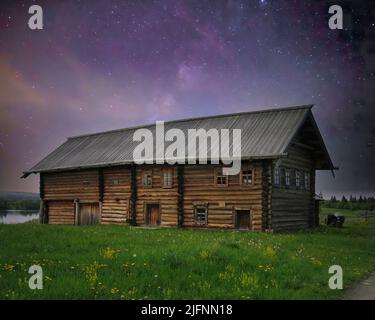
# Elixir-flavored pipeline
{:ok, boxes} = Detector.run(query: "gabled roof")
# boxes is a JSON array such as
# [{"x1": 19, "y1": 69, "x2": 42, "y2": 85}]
[{"x1": 23, "y1": 105, "x2": 335, "y2": 176}]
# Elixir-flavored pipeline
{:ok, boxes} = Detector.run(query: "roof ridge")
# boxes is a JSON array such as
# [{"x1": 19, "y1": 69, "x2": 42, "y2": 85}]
[{"x1": 67, "y1": 104, "x2": 313, "y2": 140}]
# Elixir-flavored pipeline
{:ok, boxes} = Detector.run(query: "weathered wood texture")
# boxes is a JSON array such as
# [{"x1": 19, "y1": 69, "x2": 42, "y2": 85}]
[
  {"x1": 43, "y1": 170, "x2": 99, "y2": 225},
  {"x1": 182, "y1": 162, "x2": 265, "y2": 230},
  {"x1": 130, "y1": 164, "x2": 137, "y2": 225},
  {"x1": 101, "y1": 167, "x2": 131, "y2": 224},
  {"x1": 262, "y1": 161, "x2": 272, "y2": 231},
  {"x1": 48, "y1": 201, "x2": 75, "y2": 224},
  {"x1": 79, "y1": 203, "x2": 100, "y2": 225},
  {"x1": 44, "y1": 170, "x2": 99, "y2": 201},
  {"x1": 271, "y1": 137, "x2": 315, "y2": 231},
  {"x1": 135, "y1": 165, "x2": 178, "y2": 227},
  {"x1": 177, "y1": 165, "x2": 184, "y2": 227},
  {"x1": 42, "y1": 154, "x2": 316, "y2": 231}
]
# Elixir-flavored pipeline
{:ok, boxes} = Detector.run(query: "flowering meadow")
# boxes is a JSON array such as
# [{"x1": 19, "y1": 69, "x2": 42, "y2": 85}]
[{"x1": 0, "y1": 209, "x2": 374, "y2": 299}]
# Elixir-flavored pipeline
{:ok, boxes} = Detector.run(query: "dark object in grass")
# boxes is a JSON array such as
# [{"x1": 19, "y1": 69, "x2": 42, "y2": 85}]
[{"x1": 325, "y1": 214, "x2": 345, "y2": 227}]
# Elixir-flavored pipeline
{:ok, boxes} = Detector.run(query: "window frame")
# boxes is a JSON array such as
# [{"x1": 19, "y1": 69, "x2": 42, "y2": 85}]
[
  {"x1": 239, "y1": 164, "x2": 255, "y2": 188},
  {"x1": 285, "y1": 169, "x2": 291, "y2": 187},
  {"x1": 274, "y1": 167, "x2": 280, "y2": 186},
  {"x1": 142, "y1": 170, "x2": 153, "y2": 188},
  {"x1": 194, "y1": 205, "x2": 208, "y2": 226},
  {"x1": 295, "y1": 171, "x2": 301, "y2": 189},
  {"x1": 214, "y1": 167, "x2": 228, "y2": 187},
  {"x1": 240, "y1": 168, "x2": 254, "y2": 186},
  {"x1": 162, "y1": 168, "x2": 173, "y2": 189}
]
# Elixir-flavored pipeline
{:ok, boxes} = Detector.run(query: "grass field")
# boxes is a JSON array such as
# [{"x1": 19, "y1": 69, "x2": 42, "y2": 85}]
[{"x1": 0, "y1": 208, "x2": 374, "y2": 300}]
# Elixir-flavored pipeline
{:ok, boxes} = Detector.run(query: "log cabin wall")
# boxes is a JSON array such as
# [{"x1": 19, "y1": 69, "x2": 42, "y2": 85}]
[
  {"x1": 101, "y1": 166, "x2": 131, "y2": 224},
  {"x1": 47, "y1": 201, "x2": 75, "y2": 224},
  {"x1": 44, "y1": 169, "x2": 100, "y2": 201},
  {"x1": 41, "y1": 157, "x2": 313, "y2": 231},
  {"x1": 262, "y1": 161, "x2": 273, "y2": 231},
  {"x1": 135, "y1": 165, "x2": 179, "y2": 226},
  {"x1": 271, "y1": 137, "x2": 315, "y2": 231},
  {"x1": 43, "y1": 169, "x2": 100, "y2": 224},
  {"x1": 182, "y1": 161, "x2": 266, "y2": 231}
]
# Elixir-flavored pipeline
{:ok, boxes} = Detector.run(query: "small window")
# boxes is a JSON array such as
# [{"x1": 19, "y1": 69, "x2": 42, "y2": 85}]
[
  {"x1": 194, "y1": 206, "x2": 208, "y2": 226},
  {"x1": 214, "y1": 168, "x2": 228, "y2": 187},
  {"x1": 163, "y1": 169, "x2": 173, "y2": 188},
  {"x1": 83, "y1": 180, "x2": 90, "y2": 186},
  {"x1": 113, "y1": 179, "x2": 119, "y2": 185},
  {"x1": 295, "y1": 171, "x2": 300, "y2": 188},
  {"x1": 285, "y1": 169, "x2": 291, "y2": 187},
  {"x1": 143, "y1": 172, "x2": 152, "y2": 188},
  {"x1": 274, "y1": 167, "x2": 280, "y2": 185},
  {"x1": 304, "y1": 172, "x2": 310, "y2": 190},
  {"x1": 241, "y1": 170, "x2": 253, "y2": 185}
]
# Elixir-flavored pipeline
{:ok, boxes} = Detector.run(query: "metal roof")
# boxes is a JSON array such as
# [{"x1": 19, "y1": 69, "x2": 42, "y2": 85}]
[{"x1": 23, "y1": 105, "x2": 334, "y2": 175}]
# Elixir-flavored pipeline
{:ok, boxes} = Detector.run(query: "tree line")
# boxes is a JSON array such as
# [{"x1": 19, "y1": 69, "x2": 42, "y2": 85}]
[
  {"x1": 322, "y1": 195, "x2": 375, "y2": 211},
  {"x1": 0, "y1": 198, "x2": 40, "y2": 210}
]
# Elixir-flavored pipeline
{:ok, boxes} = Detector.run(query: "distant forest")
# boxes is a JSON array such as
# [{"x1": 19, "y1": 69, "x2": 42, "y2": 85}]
[
  {"x1": 322, "y1": 196, "x2": 375, "y2": 211},
  {"x1": 0, "y1": 192, "x2": 40, "y2": 210},
  {"x1": 0, "y1": 199, "x2": 39, "y2": 210}
]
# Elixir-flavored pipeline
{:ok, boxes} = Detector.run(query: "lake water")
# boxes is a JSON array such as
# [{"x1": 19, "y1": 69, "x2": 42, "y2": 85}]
[{"x1": 0, "y1": 210, "x2": 39, "y2": 224}]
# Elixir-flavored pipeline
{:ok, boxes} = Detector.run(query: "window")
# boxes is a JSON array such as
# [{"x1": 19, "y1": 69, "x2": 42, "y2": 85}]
[
  {"x1": 241, "y1": 170, "x2": 253, "y2": 185},
  {"x1": 295, "y1": 171, "x2": 301, "y2": 189},
  {"x1": 274, "y1": 167, "x2": 280, "y2": 185},
  {"x1": 194, "y1": 206, "x2": 208, "y2": 225},
  {"x1": 113, "y1": 179, "x2": 119, "y2": 185},
  {"x1": 214, "y1": 168, "x2": 228, "y2": 187},
  {"x1": 163, "y1": 169, "x2": 173, "y2": 188},
  {"x1": 285, "y1": 169, "x2": 291, "y2": 187},
  {"x1": 143, "y1": 171, "x2": 152, "y2": 188},
  {"x1": 304, "y1": 172, "x2": 310, "y2": 190},
  {"x1": 83, "y1": 180, "x2": 90, "y2": 186}
]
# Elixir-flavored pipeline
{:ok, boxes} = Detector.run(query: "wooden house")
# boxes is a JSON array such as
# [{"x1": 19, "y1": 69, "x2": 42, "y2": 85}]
[{"x1": 23, "y1": 105, "x2": 336, "y2": 231}]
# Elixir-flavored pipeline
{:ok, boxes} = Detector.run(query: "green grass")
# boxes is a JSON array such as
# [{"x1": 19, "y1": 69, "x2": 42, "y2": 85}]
[{"x1": 0, "y1": 208, "x2": 374, "y2": 300}]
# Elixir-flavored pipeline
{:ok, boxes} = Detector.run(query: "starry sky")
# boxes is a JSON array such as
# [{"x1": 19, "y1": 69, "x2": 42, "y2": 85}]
[{"x1": 0, "y1": 0, "x2": 374, "y2": 197}]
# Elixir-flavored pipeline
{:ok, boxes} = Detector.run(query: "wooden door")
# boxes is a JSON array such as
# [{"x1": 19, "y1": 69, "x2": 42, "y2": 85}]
[
  {"x1": 148, "y1": 205, "x2": 160, "y2": 226},
  {"x1": 236, "y1": 210, "x2": 250, "y2": 230},
  {"x1": 79, "y1": 203, "x2": 100, "y2": 225}
]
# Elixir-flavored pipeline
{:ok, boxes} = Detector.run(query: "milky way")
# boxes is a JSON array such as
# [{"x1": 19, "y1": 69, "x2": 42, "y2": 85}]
[{"x1": 0, "y1": 0, "x2": 374, "y2": 197}]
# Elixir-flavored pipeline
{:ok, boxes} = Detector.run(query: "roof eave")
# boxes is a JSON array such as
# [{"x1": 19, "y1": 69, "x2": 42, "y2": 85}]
[{"x1": 22, "y1": 153, "x2": 289, "y2": 177}]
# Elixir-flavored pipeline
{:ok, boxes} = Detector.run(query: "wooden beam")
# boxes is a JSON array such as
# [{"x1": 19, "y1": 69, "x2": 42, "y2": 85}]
[
  {"x1": 74, "y1": 199, "x2": 80, "y2": 225},
  {"x1": 98, "y1": 168, "x2": 104, "y2": 202},
  {"x1": 177, "y1": 165, "x2": 184, "y2": 227},
  {"x1": 39, "y1": 200, "x2": 44, "y2": 224},
  {"x1": 40, "y1": 173, "x2": 45, "y2": 199},
  {"x1": 292, "y1": 141, "x2": 315, "y2": 151},
  {"x1": 130, "y1": 164, "x2": 137, "y2": 226}
]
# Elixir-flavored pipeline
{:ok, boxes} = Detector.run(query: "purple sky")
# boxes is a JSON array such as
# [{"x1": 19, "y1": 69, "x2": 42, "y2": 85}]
[{"x1": 0, "y1": 0, "x2": 374, "y2": 197}]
